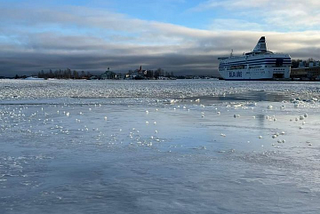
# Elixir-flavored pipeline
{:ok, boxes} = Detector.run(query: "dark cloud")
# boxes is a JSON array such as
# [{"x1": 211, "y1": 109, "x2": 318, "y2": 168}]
[{"x1": 0, "y1": 49, "x2": 219, "y2": 77}]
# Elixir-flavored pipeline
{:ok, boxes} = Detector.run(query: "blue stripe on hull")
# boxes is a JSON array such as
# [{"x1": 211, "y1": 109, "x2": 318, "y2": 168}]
[
  {"x1": 220, "y1": 61, "x2": 291, "y2": 65},
  {"x1": 220, "y1": 78, "x2": 273, "y2": 81}
]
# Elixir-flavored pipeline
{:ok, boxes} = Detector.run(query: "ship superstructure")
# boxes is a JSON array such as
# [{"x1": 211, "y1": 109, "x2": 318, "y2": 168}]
[{"x1": 218, "y1": 37, "x2": 291, "y2": 80}]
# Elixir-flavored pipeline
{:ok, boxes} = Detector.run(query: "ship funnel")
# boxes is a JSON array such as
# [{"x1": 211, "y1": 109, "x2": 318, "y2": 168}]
[{"x1": 253, "y1": 36, "x2": 267, "y2": 52}]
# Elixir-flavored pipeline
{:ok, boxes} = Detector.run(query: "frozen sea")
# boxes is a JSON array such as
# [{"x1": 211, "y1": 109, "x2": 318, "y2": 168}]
[{"x1": 1, "y1": 79, "x2": 320, "y2": 214}]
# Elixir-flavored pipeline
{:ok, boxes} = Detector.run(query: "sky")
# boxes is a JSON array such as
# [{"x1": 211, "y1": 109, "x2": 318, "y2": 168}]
[{"x1": 1, "y1": 0, "x2": 320, "y2": 77}]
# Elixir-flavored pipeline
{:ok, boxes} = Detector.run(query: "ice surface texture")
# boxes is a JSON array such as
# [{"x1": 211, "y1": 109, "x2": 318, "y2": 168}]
[{"x1": 0, "y1": 79, "x2": 320, "y2": 214}]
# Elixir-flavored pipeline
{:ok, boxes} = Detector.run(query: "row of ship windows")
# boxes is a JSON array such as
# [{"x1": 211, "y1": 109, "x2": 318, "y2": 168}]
[
  {"x1": 229, "y1": 70, "x2": 271, "y2": 77},
  {"x1": 224, "y1": 66, "x2": 288, "y2": 70},
  {"x1": 245, "y1": 71, "x2": 266, "y2": 74}
]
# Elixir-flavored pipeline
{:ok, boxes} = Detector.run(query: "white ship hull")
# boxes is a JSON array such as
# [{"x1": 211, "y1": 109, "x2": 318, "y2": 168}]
[
  {"x1": 219, "y1": 68, "x2": 273, "y2": 80},
  {"x1": 218, "y1": 37, "x2": 291, "y2": 80}
]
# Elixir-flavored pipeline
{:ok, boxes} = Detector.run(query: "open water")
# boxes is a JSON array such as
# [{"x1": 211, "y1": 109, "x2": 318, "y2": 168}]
[{"x1": 1, "y1": 79, "x2": 320, "y2": 214}]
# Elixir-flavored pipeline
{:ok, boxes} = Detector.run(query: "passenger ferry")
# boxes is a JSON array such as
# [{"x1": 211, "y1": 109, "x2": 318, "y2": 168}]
[{"x1": 218, "y1": 36, "x2": 291, "y2": 80}]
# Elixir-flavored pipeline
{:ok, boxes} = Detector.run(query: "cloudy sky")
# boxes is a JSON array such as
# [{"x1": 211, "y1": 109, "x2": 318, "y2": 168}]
[{"x1": 1, "y1": 0, "x2": 320, "y2": 76}]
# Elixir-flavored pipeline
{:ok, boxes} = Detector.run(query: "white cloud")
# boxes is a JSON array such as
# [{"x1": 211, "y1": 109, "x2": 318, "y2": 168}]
[
  {"x1": 209, "y1": 19, "x2": 264, "y2": 31},
  {"x1": 192, "y1": 0, "x2": 320, "y2": 31},
  {"x1": 192, "y1": 0, "x2": 270, "y2": 11}
]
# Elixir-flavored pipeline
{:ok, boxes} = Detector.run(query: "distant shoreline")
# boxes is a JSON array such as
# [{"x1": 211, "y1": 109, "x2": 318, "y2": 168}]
[{"x1": 1, "y1": 77, "x2": 320, "y2": 81}]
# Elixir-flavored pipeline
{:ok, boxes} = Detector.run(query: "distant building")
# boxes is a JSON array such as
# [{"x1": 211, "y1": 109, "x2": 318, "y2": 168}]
[
  {"x1": 101, "y1": 70, "x2": 116, "y2": 79},
  {"x1": 89, "y1": 75, "x2": 98, "y2": 80},
  {"x1": 125, "y1": 66, "x2": 147, "y2": 79},
  {"x1": 291, "y1": 60, "x2": 320, "y2": 80}
]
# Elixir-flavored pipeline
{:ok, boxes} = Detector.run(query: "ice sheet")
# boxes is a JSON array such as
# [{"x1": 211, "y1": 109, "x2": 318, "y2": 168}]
[{"x1": 1, "y1": 79, "x2": 320, "y2": 213}]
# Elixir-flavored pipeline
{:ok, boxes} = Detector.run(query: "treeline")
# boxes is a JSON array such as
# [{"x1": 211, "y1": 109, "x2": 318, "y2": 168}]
[
  {"x1": 126, "y1": 68, "x2": 174, "y2": 79},
  {"x1": 37, "y1": 69, "x2": 92, "y2": 79}
]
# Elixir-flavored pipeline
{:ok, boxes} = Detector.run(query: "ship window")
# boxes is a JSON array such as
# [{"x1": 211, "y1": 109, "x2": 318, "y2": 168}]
[
  {"x1": 230, "y1": 65, "x2": 245, "y2": 70},
  {"x1": 249, "y1": 65, "x2": 262, "y2": 69},
  {"x1": 276, "y1": 58, "x2": 283, "y2": 67}
]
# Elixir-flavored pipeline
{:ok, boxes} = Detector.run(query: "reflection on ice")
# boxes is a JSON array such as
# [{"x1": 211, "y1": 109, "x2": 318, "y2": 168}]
[{"x1": 1, "y1": 79, "x2": 320, "y2": 213}]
